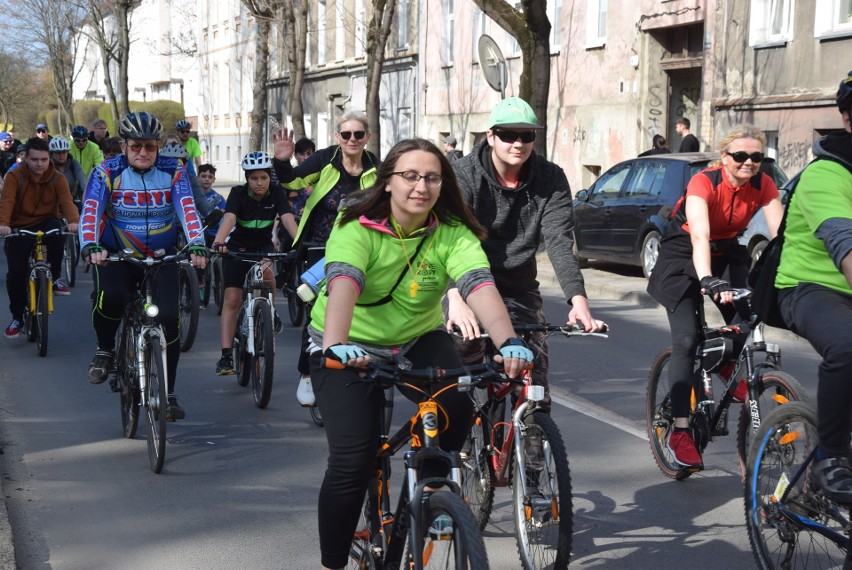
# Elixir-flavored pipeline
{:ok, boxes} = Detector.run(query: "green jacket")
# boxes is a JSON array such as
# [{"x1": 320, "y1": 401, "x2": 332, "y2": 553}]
[
  {"x1": 274, "y1": 145, "x2": 379, "y2": 245},
  {"x1": 69, "y1": 140, "x2": 104, "y2": 178}
]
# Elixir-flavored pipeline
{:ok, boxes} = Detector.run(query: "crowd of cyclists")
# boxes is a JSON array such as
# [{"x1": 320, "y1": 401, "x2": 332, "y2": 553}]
[{"x1": 0, "y1": 69, "x2": 850, "y2": 568}]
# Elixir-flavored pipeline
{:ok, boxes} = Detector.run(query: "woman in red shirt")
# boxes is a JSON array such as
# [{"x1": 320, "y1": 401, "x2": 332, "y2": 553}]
[{"x1": 647, "y1": 125, "x2": 784, "y2": 471}]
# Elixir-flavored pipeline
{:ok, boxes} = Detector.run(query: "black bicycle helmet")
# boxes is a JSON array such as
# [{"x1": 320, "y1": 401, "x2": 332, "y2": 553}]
[
  {"x1": 71, "y1": 125, "x2": 89, "y2": 139},
  {"x1": 838, "y1": 70, "x2": 852, "y2": 113},
  {"x1": 118, "y1": 112, "x2": 163, "y2": 140}
]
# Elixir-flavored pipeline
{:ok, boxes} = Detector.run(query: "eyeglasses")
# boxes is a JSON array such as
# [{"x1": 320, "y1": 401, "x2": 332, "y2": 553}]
[
  {"x1": 392, "y1": 171, "x2": 443, "y2": 188},
  {"x1": 127, "y1": 142, "x2": 159, "y2": 153},
  {"x1": 492, "y1": 129, "x2": 536, "y2": 144},
  {"x1": 727, "y1": 151, "x2": 765, "y2": 163},
  {"x1": 338, "y1": 130, "x2": 366, "y2": 141},
  {"x1": 178, "y1": 129, "x2": 191, "y2": 134}
]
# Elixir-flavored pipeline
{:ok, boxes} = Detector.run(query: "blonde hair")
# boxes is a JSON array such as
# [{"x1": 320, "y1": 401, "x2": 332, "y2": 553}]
[
  {"x1": 709, "y1": 125, "x2": 766, "y2": 167},
  {"x1": 336, "y1": 111, "x2": 369, "y2": 132}
]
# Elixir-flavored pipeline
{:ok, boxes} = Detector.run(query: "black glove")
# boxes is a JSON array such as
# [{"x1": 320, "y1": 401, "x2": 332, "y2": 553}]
[
  {"x1": 212, "y1": 242, "x2": 227, "y2": 254},
  {"x1": 188, "y1": 244, "x2": 208, "y2": 258},
  {"x1": 81, "y1": 243, "x2": 103, "y2": 260},
  {"x1": 699, "y1": 275, "x2": 732, "y2": 296},
  {"x1": 204, "y1": 209, "x2": 223, "y2": 228}
]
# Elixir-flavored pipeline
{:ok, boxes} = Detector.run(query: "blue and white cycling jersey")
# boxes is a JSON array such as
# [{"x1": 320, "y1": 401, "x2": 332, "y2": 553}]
[{"x1": 79, "y1": 154, "x2": 205, "y2": 256}]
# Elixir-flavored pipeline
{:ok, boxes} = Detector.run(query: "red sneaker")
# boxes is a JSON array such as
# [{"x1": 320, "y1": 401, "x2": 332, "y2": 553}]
[{"x1": 668, "y1": 431, "x2": 704, "y2": 470}]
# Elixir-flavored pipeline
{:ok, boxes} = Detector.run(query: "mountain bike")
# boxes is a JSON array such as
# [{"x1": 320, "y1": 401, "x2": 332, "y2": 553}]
[
  {"x1": 177, "y1": 260, "x2": 200, "y2": 352},
  {"x1": 646, "y1": 288, "x2": 808, "y2": 481},
  {"x1": 228, "y1": 251, "x2": 292, "y2": 409},
  {"x1": 63, "y1": 229, "x2": 79, "y2": 287},
  {"x1": 108, "y1": 248, "x2": 186, "y2": 473},
  {"x1": 744, "y1": 401, "x2": 852, "y2": 569},
  {"x1": 459, "y1": 323, "x2": 608, "y2": 570},
  {"x1": 5, "y1": 227, "x2": 65, "y2": 357},
  {"x1": 323, "y1": 356, "x2": 491, "y2": 569}
]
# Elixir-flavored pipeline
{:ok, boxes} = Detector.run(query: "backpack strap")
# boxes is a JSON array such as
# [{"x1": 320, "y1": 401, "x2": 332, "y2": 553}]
[{"x1": 355, "y1": 235, "x2": 429, "y2": 307}]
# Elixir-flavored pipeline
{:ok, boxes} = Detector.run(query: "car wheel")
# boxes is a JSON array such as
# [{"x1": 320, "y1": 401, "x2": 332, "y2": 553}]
[
  {"x1": 641, "y1": 231, "x2": 661, "y2": 279},
  {"x1": 750, "y1": 239, "x2": 768, "y2": 268}
]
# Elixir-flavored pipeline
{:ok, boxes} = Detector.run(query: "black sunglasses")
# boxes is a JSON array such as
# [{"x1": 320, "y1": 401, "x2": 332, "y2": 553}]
[
  {"x1": 37, "y1": 130, "x2": 47, "y2": 134},
  {"x1": 178, "y1": 129, "x2": 191, "y2": 134},
  {"x1": 338, "y1": 130, "x2": 366, "y2": 141},
  {"x1": 727, "y1": 151, "x2": 764, "y2": 163},
  {"x1": 492, "y1": 129, "x2": 536, "y2": 144}
]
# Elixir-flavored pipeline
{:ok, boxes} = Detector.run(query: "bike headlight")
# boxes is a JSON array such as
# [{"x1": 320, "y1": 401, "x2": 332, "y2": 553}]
[{"x1": 144, "y1": 303, "x2": 159, "y2": 318}]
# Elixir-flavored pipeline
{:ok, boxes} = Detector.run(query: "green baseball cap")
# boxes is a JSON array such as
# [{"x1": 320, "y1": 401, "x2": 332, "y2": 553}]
[{"x1": 488, "y1": 97, "x2": 543, "y2": 130}]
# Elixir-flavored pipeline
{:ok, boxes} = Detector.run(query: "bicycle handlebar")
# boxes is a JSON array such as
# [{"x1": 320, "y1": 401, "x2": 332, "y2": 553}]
[
  {"x1": 452, "y1": 322, "x2": 609, "y2": 339},
  {"x1": 4, "y1": 228, "x2": 65, "y2": 238},
  {"x1": 321, "y1": 357, "x2": 514, "y2": 390},
  {"x1": 105, "y1": 249, "x2": 187, "y2": 267},
  {"x1": 705, "y1": 287, "x2": 752, "y2": 301},
  {"x1": 219, "y1": 250, "x2": 298, "y2": 262}
]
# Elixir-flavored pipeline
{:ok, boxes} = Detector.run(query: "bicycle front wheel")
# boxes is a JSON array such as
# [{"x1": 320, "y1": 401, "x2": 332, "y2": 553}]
[
  {"x1": 737, "y1": 370, "x2": 809, "y2": 474},
  {"x1": 177, "y1": 263, "x2": 200, "y2": 352},
  {"x1": 36, "y1": 271, "x2": 49, "y2": 357},
  {"x1": 744, "y1": 402, "x2": 848, "y2": 569},
  {"x1": 512, "y1": 411, "x2": 572, "y2": 570},
  {"x1": 213, "y1": 257, "x2": 225, "y2": 315},
  {"x1": 199, "y1": 266, "x2": 211, "y2": 308},
  {"x1": 250, "y1": 298, "x2": 275, "y2": 409},
  {"x1": 118, "y1": 322, "x2": 139, "y2": 438},
  {"x1": 64, "y1": 234, "x2": 77, "y2": 287},
  {"x1": 461, "y1": 414, "x2": 495, "y2": 530},
  {"x1": 143, "y1": 335, "x2": 168, "y2": 473},
  {"x1": 403, "y1": 491, "x2": 489, "y2": 569}
]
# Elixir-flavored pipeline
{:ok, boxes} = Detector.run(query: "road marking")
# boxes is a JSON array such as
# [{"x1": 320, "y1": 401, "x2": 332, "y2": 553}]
[{"x1": 549, "y1": 385, "x2": 649, "y2": 441}]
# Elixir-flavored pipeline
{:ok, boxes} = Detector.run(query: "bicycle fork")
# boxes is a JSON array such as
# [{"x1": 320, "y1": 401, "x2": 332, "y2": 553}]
[{"x1": 28, "y1": 265, "x2": 53, "y2": 314}]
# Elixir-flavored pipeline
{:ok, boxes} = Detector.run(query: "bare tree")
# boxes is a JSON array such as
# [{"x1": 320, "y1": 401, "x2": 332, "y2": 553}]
[
  {"x1": 280, "y1": 0, "x2": 309, "y2": 140},
  {"x1": 0, "y1": 52, "x2": 28, "y2": 131},
  {"x1": 473, "y1": 0, "x2": 551, "y2": 154},
  {"x1": 364, "y1": 0, "x2": 396, "y2": 156}
]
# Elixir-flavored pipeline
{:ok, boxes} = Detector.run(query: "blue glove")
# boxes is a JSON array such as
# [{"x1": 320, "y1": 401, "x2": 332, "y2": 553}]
[
  {"x1": 325, "y1": 344, "x2": 369, "y2": 363},
  {"x1": 499, "y1": 338, "x2": 534, "y2": 362}
]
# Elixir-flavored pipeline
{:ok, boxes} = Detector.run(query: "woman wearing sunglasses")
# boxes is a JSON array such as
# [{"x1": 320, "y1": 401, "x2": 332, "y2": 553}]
[
  {"x1": 647, "y1": 125, "x2": 784, "y2": 471},
  {"x1": 272, "y1": 112, "x2": 381, "y2": 409}
]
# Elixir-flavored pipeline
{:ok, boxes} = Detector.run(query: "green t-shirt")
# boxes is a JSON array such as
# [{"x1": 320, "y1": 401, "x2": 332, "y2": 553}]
[
  {"x1": 184, "y1": 137, "x2": 202, "y2": 161},
  {"x1": 311, "y1": 216, "x2": 490, "y2": 346},
  {"x1": 776, "y1": 159, "x2": 852, "y2": 295}
]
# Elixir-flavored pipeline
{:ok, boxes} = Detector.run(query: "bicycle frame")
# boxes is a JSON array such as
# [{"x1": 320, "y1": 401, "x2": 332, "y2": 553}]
[
  {"x1": 238, "y1": 258, "x2": 276, "y2": 358},
  {"x1": 17, "y1": 229, "x2": 60, "y2": 315}
]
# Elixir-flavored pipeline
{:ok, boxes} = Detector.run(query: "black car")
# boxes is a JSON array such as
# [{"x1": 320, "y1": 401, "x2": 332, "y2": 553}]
[{"x1": 572, "y1": 153, "x2": 787, "y2": 278}]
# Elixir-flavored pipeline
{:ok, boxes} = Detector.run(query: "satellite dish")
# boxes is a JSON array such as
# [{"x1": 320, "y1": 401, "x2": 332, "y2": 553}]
[{"x1": 477, "y1": 34, "x2": 507, "y2": 98}]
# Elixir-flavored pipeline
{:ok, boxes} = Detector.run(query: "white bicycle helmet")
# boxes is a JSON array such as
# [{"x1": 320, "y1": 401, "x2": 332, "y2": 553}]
[
  {"x1": 160, "y1": 142, "x2": 189, "y2": 159},
  {"x1": 49, "y1": 137, "x2": 71, "y2": 152},
  {"x1": 241, "y1": 151, "x2": 273, "y2": 171}
]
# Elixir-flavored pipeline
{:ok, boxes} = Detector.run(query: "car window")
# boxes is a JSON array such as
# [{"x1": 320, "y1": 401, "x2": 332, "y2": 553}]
[
  {"x1": 626, "y1": 162, "x2": 668, "y2": 197},
  {"x1": 589, "y1": 163, "x2": 631, "y2": 200}
]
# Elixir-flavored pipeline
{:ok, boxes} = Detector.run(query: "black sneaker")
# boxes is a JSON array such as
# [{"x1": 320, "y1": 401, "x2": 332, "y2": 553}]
[
  {"x1": 88, "y1": 350, "x2": 114, "y2": 384},
  {"x1": 167, "y1": 395, "x2": 185, "y2": 422},
  {"x1": 216, "y1": 354, "x2": 236, "y2": 375},
  {"x1": 813, "y1": 456, "x2": 852, "y2": 504}
]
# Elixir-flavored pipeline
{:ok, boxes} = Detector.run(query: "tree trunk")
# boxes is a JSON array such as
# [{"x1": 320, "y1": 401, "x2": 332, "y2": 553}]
[
  {"x1": 282, "y1": 0, "x2": 308, "y2": 140},
  {"x1": 249, "y1": 17, "x2": 271, "y2": 150},
  {"x1": 115, "y1": 0, "x2": 133, "y2": 116},
  {"x1": 365, "y1": 0, "x2": 395, "y2": 157}
]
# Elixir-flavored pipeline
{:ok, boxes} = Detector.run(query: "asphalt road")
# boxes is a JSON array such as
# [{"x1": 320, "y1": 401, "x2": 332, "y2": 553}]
[{"x1": 0, "y1": 254, "x2": 822, "y2": 569}]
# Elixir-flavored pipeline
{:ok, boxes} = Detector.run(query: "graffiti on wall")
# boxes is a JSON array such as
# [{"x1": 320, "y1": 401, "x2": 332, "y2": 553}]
[
  {"x1": 674, "y1": 86, "x2": 700, "y2": 118},
  {"x1": 647, "y1": 83, "x2": 665, "y2": 134},
  {"x1": 778, "y1": 140, "x2": 812, "y2": 173},
  {"x1": 573, "y1": 125, "x2": 587, "y2": 144}
]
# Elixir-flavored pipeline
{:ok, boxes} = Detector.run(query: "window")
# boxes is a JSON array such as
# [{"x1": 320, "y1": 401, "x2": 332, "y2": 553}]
[
  {"x1": 443, "y1": 0, "x2": 454, "y2": 65},
  {"x1": 626, "y1": 163, "x2": 667, "y2": 197},
  {"x1": 750, "y1": 0, "x2": 794, "y2": 46},
  {"x1": 318, "y1": 112, "x2": 329, "y2": 147},
  {"x1": 548, "y1": 0, "x2": 562, "y2": 51},
  {"x1": 590, "y1": 163, "x2": 630, "y2": 200},
  {"x1": 815, "y1": 0, "x2": 852, "y2": 37},
  {"x1": 335, "y1": 1, "x2": 345, "y2": 61},
  {"x1": 397, "y1": 0, "x2": 410, "y2": 49},
  {"x1": 317, "y1": 0, "x2": 327, "y2": 65},
  {"x1": 764, "y1": 130, "x2": 779, "y2": 159},
  {"x1": 471, "y1": 7, "x2": 486, "y2": 62},
  {"x1": 587, "y1": 0, "x2": 607, "y2": 48},
  {"x1": 355, "y1": 0, "x2": 365, "y2": 58}
]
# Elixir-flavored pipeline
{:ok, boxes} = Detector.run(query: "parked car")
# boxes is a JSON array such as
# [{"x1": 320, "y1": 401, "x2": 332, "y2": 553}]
[{"x1": 572, "y1": 153, "x2": 787, "y2": 278}]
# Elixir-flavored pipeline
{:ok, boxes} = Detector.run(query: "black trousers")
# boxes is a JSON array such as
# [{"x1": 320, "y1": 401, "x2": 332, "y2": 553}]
[
  {"x1": 310, "y1": 330, "x2": 473, "y2": 569},
  {"x1": 779, "y1": 283, "x2": 852, "y2": 456},
  {"x1": 92, "y1": 262, "x2": 181, "y2": 393},
  {"x1": 3, "y1": 218, "x2": 64, "y2": 320}
]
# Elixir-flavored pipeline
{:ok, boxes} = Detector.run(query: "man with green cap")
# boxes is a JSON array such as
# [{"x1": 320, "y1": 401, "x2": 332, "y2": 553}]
[{"x1": 446, "y1": 96, "x2": 605, "y2": 411}]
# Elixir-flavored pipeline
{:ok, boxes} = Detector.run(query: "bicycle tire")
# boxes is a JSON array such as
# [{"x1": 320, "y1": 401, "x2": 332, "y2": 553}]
[
  {"x1": 213, "y1": 257, "x2": 225, "y2": 316},
  {"x1": 144, "y1": 334, "x2": 168, "y2": 473},
  {"x1": 736, "y1": 370, "x2": 809, "y2": 476},
  {"x1": 512, "y1": 411, "x2": 572, "y2": 570},
  {"x1": 24, "y1": 299, "x2": 35, "y2": 343},
  {"x1": 345, "y1": 482, "x2": 380, "y2": 570},
  {"x1": 236, "y1": 333, "x2": 251, "y2": 387},
  {"x1": 310, "y1": 405, "x2": 324, "y2": 427},
  {"x1": 64, "y1": 235, "x2": 77, "y2": 287},
  {"x1": 461, "y1": 415, "x2": 495, "y2": 530},
  {"x1": 36, "y1": 271, "x2": 49, "y2": 357},
  {"x1": 287, "y1": 266, "x2": 306, "y2": 327},
  {"x1": 744, "y1": 402, "x2": 848, "y2": 569},
  {"x1": 403, "y1": 491, "x2": 489, "y2": 570},
  {"x1": 646, "y1": 348, "x2": 694, "y2": 480},
  {"x1": 177, "y1": 263, "x2": 200, "y2": 352},
  {"x1": 200, "y1": 265, "x2": 211, "y2": 308},
  {"x1": 251, "y1": 298, "x2": 275, "y2": 409},
  {"x1": 118, "y1": 322, "x2": 139, "y2": 439}
]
